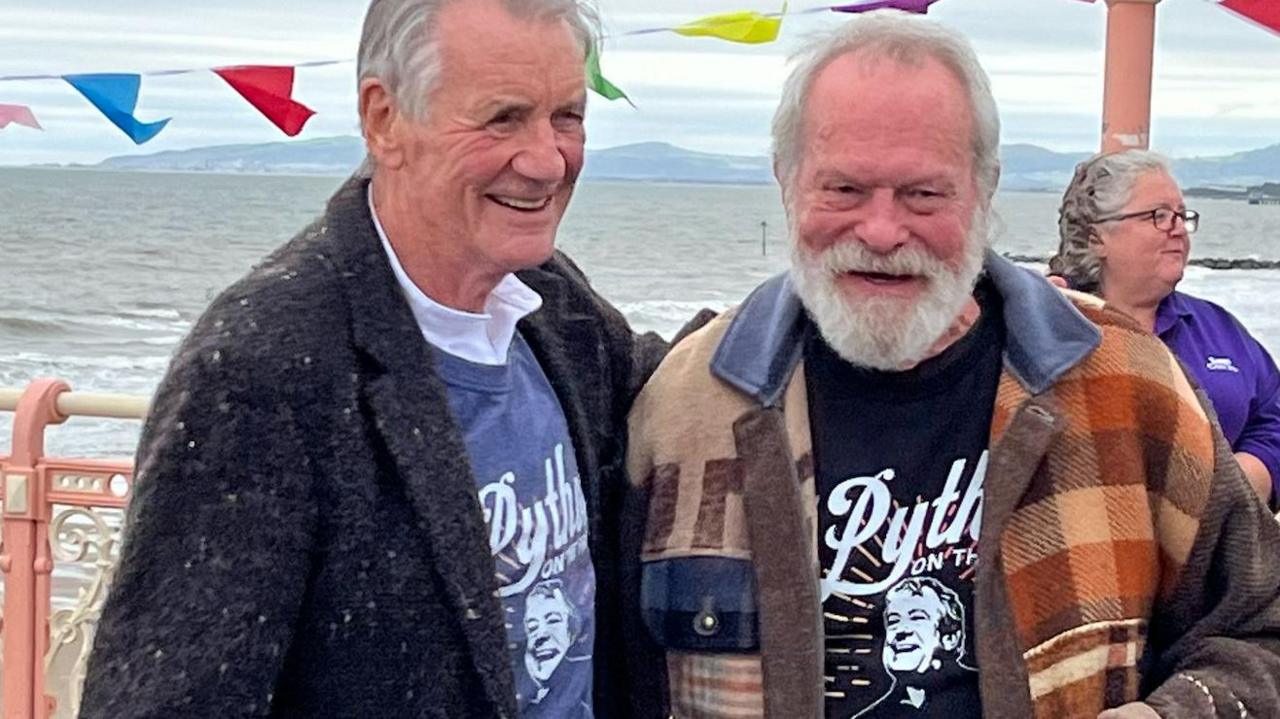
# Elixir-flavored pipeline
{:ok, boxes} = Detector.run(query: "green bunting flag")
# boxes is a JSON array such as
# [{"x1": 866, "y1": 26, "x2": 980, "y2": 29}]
[{"x1": 586, "y1": 44, "x2": 634, "y2": 107}]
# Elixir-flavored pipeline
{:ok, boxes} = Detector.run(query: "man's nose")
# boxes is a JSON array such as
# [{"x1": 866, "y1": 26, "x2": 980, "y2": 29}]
[
  {"x1": 855, "y1": 189, "x2": 909, "y2": 254},
  {"x1": 511, "y1": 121, "x2": 566, "y2": 185}
]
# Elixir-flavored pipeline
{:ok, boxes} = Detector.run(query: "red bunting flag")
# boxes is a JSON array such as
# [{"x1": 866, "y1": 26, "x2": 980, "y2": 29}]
[
  {"x1": 213, "y1": 65, "x2": 315, "y2": 136},
  {"x1": 1220, "y1": 0, "x2": 1280, "y2": 34},
  {"x1": 0, "y1": 103, "x2": 41, "y2": 130}
]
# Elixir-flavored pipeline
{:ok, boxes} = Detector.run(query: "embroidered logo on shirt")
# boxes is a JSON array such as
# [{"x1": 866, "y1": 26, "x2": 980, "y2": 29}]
[{"x1": 1206, "y1": 356, "x2": 1241, "y2": 373}]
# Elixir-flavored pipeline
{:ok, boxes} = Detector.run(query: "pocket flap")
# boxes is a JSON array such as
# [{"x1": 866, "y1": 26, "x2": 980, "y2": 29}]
[{"x1": 641, "y1": 556, "x2": 759, "y2": 652}]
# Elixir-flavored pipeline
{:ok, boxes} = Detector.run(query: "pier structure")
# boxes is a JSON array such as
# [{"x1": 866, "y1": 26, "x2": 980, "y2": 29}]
[
  {"x1": 1101, "y1": 0, "x2": 1162, "y2": 153},
  {"x1": 0, "y1": 381, "x2": 146, "y2": 718}
]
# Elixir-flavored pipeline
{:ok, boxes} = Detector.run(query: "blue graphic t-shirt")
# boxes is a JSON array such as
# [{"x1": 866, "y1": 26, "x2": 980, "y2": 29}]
[{"x1": 435, "y1": 334, "x2": 595, "y2": 718}]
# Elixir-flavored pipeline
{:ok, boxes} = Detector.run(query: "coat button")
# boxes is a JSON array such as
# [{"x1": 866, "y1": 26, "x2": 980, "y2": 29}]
[{"x1": 693, "y1": 609, "x2": 719, "y2": 636}]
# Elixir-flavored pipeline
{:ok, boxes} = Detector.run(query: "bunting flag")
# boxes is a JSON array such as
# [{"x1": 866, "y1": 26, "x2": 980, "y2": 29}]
[
  {"x1": 1220, "y1": 0, "x2": 1280, "y2": 34},
  {"x1": 0, "y1": 103, "x2": 41, "y2": 130},
  {"x1": 213, "y1": 65, "x2": 315, "y2": 136},
  {"x1": 586, "y1": 45, "x2": 634, "y2": 106},
  {"x1": 832, "y1": 0, "x2": 939, "y2": 12},
  {"x1": 4, "y1": 0, "x2": 1273, "y2": 142},
  {"x1": 673, "y1": 3, "x2": 787, "y2": 44},
  {"x1": 62, "y1": 73, "x2": 170, "y2": 144}
]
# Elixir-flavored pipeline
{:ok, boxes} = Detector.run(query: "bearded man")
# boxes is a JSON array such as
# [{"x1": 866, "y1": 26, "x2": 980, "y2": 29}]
[{"x1": 623, "y1": 11, "x2": 1280, "y2": 719}]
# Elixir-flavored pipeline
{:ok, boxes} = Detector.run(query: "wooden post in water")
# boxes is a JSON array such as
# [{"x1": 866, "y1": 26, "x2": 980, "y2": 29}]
[
  {"x1": 761, "y1": 221, "x2": 768, "y2": 256},
  {"x1": 1101, "y1": 0, "x2": 1162, "y2": 152}
]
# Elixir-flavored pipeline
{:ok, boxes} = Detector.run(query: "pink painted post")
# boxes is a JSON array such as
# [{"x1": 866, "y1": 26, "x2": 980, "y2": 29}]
[
  {"x1": 1101, "y1": 0, "x2": 1162, "y2": 152},
  {"x1": 2, "y1": 380, "x2": 69, "y2": 719}
]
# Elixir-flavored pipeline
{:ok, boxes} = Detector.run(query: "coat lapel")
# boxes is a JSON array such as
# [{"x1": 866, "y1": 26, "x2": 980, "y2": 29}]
[
  {"x1": 735, "y1": 405, "x2": 824, "y2": 719},
  {"x1": 974, "y1": 373, "x2": 1064, "y2": 717},
  {"x1": 326, "y1": 177, "x2": 516, "y2": 716},
  {"x1": 515, "y1": 266, "x2": 609, "y2": 551}
]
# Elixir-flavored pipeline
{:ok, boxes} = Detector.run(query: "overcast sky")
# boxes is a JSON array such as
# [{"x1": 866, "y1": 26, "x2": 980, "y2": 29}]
[{"x1": 1, "y1": 0, "x2": 1277, "y2": 166}]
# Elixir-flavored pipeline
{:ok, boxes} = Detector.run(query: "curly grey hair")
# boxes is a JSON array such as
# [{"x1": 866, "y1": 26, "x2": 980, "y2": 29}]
[
  {"x1": 1049, "y1": 150, "x2": 1173, "y2": 293},
  {"x1": 356, "y1": 0, "x2": 601, "y2": 175},
  {"x1": 771, "y1": 11, "x2": 1001, "y2": 203}
]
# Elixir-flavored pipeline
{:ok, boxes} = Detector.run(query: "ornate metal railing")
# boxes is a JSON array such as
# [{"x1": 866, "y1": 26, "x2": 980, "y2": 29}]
[{"x1": 0, "y1": 380, "x2": 147, "y2": 719}]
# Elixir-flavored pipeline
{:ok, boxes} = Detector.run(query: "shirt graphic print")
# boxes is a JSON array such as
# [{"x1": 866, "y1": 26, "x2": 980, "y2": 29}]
[
  {"x1": 822, "y1": 454, "x2": 986, "y2": 718},
  {"x1": 804, "y1": 284, "x2": 1003, "y2": 718},
  {"x1": 435, "y1": 334, "x2": 595, "y2": 718}
]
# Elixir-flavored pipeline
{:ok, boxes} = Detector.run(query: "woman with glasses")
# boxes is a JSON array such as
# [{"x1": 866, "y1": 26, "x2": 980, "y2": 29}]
[{"x1": 1050, "y1": 149, "x2": 1280, "y2": 506}]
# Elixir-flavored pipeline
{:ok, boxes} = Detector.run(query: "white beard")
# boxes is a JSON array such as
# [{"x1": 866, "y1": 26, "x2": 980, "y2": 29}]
[{"x1": 789, "y1": 210, "x2": 991, "y2": 371}]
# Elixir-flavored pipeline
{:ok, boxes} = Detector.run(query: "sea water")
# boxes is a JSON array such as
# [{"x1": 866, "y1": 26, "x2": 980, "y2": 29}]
[{"x1": 2, "y1": 167, "x2": 1279, "y2": 458}]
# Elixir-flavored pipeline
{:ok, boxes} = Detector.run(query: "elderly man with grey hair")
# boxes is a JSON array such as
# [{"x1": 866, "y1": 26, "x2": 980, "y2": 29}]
[
  {"x1": 624, "y1": 10, "x2": 1280, "y2": 719},
  {"x1": 80, "y1": 0, "x2": 667, "y2": 716}
]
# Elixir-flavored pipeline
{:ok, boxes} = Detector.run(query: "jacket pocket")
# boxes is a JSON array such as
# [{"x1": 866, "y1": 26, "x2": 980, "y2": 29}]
[{"x1": 641, "y1": 556, "x2": 759, "y2": 652}]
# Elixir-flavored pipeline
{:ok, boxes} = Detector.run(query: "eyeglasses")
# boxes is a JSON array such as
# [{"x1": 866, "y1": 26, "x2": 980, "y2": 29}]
[{"x1": 1095, "y1": 207, "x2": 1199, "y2": 234}]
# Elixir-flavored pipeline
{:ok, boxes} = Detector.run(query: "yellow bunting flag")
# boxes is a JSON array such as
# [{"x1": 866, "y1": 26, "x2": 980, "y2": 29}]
[{"x1": 672, "y1": 2, "x2": 787, "y2": 44}]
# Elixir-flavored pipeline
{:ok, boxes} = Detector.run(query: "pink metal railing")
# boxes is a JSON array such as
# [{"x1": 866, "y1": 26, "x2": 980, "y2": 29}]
[{"x1": 0, "y1": 379, "x2": 145, "y2": 719}]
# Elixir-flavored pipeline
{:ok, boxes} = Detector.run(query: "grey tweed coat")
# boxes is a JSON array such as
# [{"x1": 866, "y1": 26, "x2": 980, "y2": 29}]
[{"x1": 80, "y1": 176, "x2": 668, "y2": 718}]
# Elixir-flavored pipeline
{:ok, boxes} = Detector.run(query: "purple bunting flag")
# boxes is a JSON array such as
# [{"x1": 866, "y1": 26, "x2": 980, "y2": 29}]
[{"x1": 831, "y1": 0, "x2": 940, "y2": 13}]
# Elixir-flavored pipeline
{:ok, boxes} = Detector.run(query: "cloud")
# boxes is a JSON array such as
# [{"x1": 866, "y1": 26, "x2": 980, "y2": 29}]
[{"x1": 2, "y1": 0, "x2": 1277, "y2": 166}]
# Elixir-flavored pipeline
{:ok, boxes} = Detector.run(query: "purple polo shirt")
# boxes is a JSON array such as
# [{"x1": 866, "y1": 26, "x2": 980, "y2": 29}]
[{"x1": 1156, "y1": 291, "x2": 1280, "y2": 497}]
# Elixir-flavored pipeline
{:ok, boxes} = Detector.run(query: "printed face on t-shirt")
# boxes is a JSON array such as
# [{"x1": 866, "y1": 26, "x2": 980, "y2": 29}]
[
  {"x1": 884, "y1": 584, "x2": 955, "y2": 674},
  {"x1": 524, "y1": 586, "x2": 574, "y2": 682}
]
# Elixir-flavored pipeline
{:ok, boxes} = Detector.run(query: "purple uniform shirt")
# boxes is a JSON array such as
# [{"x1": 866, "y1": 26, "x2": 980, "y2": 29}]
[{"x1": 1156, "y1": 291, "x2": 1280, "y2": 498}]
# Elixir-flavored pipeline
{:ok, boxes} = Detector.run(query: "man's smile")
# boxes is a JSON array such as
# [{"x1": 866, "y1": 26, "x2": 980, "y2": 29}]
[{"x1": 487, "y1": 194, "x2": 553, "y2": 212}]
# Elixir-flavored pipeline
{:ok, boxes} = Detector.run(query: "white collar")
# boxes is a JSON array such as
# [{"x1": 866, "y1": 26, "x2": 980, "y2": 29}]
[{"x1": 368, "y1": 184, "x2": 543, "y2": 366}]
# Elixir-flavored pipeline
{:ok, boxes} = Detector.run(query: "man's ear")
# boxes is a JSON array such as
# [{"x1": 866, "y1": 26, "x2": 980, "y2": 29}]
[
  {"x1": 359, "y1": 78, "x2": 405, "y2": 171},
  {"x1": 774, "y1": 159, "x2": 790, "y2": 211}
]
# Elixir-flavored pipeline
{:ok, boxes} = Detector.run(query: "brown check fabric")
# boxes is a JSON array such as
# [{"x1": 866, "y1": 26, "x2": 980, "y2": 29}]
[
  {"x1": 666, "y1": 651, "x2": 765, "y2": 718},
  {"x1": 628, "y1": 295, "x2": 1231, "y2": 718}
]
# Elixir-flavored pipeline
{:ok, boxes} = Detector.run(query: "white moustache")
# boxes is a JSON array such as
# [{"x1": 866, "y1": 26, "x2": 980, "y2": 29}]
[{"x1": 815, "y1": 242, "x2": 951, "y2": 279}]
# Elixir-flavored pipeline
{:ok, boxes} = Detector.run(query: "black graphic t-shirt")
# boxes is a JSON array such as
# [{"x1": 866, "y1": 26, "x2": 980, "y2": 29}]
[{"x1": 804, "y1": 283, "x2": 1003, "y2": 718}]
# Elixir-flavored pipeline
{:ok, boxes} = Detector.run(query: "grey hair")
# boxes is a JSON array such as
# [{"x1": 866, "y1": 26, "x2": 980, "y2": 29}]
[
  {"x1": 771, "y1": 11, "x2": 1001, "y2": 202},
  {"x1": 1049, "y1": 149, "x2": 1173, "y2": 293},
  {"x1": 355, "y1": 0, "x2": 601, "y2": 176}
]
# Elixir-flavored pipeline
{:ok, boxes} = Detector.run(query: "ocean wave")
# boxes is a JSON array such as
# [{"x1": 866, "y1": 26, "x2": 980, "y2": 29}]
[
  {"x1": 2, "y1": 351, "x2": 171, "y2": 373},
  {"x1": 615, "y1": 299, "x2": 734, "y2": 338},
  {"x1": 0, "y1": 315, "x2": 65, "y2": 336},
  {"x1": 116, "y1": 306, "x2": 184, "y2": 321},
  {"x1": 87, "y1": 314, "x2": 190, "y2": 333},
  {"x1": 0, "y1": 311, "x2": 189, "y2": 337},
  {"x1": 616, "y1": 299, "x2": 732, "y2": 322}
]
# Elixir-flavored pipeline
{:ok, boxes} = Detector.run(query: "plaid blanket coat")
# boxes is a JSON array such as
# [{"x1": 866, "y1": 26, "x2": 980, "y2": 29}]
[{"x1": 625, "y1": 254, "x2": 1280, "y2": 718}]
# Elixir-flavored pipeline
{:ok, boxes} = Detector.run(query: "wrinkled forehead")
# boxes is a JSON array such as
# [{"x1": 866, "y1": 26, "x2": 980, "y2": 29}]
[
  {"x1": 431, "y1": 0, "x2": 587, "y2": 57},
  {"x1": 800, "y1": 51, "x2": 976, "y2": 160}
]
